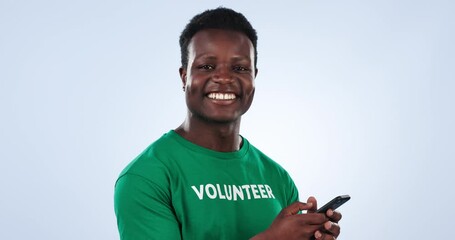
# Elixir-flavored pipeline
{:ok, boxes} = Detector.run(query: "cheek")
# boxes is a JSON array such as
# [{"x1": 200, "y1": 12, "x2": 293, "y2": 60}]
[
  {"x1": 243, "y1": 82, "x2": 255, "y2": 107},
  {"x1": 247, "y1": 88, "x2": 255, "y2": 103},
  {"x1": 246, "y1": 78, "x2": 255, "y2": 100},
  {"x1": 186, "y1": 72, "x2": 207, "y2": 88},
  {"x1": 184, "y1": 76, "x2": 201, "y2": 94},
  {"x1": 242, "y1": 88, "x2": 255, "y2": 114},
  {"x1": 245, "y1": 79, "x2": 255, "y2": 95}
]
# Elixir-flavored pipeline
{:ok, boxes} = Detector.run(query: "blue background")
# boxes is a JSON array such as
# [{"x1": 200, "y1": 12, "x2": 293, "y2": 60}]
[{"x1": 1, "y1": 1, "x2": 454, "y2": 239}]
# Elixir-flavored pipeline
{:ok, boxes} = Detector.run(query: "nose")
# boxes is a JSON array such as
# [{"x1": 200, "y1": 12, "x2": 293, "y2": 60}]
[{"x1": 212, "y1": 65, "x2": 233, "y2": 83}]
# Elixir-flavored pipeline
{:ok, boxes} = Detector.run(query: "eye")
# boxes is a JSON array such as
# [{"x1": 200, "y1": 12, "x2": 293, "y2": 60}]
[
  {"x1": 198, "y1": 64, "x2": 215, "y2": 70},
  {"x1": 233, "y1": 66, "x2": 250, "y2": 72}
]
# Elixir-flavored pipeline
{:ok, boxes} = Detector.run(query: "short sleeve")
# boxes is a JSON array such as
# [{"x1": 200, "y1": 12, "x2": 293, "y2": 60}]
[
  {"x1": 287, "y1": 174, "x2": 300, "y2": 205},
  {"x1": 114, "y1": 174, "x2": 181, "y2": 240}
]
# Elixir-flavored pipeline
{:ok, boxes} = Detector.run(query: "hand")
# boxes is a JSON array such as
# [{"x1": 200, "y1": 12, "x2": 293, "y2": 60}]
[
  {"x1": 313, "y1": 208, "x2": 343, "y2": 240},
  {"x1": 251, "y1": 196, "x2": 341, "y2": 240}
]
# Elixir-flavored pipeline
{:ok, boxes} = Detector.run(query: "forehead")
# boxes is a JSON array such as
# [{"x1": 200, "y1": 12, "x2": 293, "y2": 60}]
[{"x1": 188, "y1": 29, "x2": 254, "y2": 58}]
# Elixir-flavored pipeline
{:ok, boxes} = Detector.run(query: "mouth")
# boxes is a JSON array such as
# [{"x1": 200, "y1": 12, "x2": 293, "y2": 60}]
[{"x1": 206, "y1": 92, "x2": 237, "y2": 100}]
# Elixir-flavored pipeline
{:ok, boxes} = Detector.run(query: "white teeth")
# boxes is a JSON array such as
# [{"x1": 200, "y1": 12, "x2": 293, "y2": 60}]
[{"x1": 208, "y1": 93, "x2": 236, "y2": 100}]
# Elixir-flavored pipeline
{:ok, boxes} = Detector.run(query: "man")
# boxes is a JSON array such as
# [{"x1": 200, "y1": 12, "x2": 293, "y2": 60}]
[{"x1": 115, "y1": 7, "x2": 342, "y2": 240}]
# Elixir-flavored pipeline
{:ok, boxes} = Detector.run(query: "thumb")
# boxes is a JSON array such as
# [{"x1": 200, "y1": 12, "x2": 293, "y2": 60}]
[
  {"x1": 306, "y1": 196, "x2": 318, "y2": 213},
  {"x1": 280, "y1": 201, "x2": 314, "y2": 217}
]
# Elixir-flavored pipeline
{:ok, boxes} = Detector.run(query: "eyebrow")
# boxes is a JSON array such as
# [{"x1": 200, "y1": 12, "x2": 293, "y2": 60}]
[{"x1": 195, "y1": 55, "x2": 251, "y2": 62}]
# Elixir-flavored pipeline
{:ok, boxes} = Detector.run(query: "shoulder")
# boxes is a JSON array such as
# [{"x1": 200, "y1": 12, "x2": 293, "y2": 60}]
[
  {"x1": 117, "y1": 131, "x2": 179, "y2": 183},
  {"x1": 245, "y1": 139, "x2": 292, "y2": 178},
  {"x1": 245, "y1": 138, "x2": 300, "y2": 203}
]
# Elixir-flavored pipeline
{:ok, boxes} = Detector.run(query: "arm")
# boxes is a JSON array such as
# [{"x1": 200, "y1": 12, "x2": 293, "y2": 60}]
[{"x1": 114, "y1": 174, "x2": 181, "y2": 240}]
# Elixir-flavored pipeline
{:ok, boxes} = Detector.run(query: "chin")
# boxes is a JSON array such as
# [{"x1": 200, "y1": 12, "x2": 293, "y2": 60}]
[{"x1": 199, "y1": 113, "x2": 242, "y2": 124}]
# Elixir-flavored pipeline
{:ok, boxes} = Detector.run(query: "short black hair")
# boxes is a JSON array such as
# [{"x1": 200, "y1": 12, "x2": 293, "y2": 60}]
[{"x1": 179, "y1": 7, "x2": 258, "y2": 69}]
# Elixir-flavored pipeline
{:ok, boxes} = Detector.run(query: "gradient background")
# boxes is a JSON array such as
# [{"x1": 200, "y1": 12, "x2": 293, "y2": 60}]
[{"x1": 1, "y1": 0, "x2": 454, "y2": 239}]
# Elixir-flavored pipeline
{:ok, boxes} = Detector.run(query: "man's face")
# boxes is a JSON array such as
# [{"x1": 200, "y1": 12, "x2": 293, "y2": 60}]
[{"x1": 180, "y1": 29, "x2": 257, "y2": 124}]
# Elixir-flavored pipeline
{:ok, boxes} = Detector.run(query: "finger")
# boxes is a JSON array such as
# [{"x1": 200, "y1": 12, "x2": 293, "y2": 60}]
[
  {"x1": 280, "y1": 201, "x2": 314, "y2": 217},
  {"x1": 323, "y1": 221, "x2": 340, "y2": 237},
  {"x1": 299, "y1": 224, "x2": 323, "y2": 238},
  {"x1": 326, "y1": 209, "x2": 342, "y2": 223},
  {"x1": 315, "y1": 230, "x2": 337, "y2": 240},
  {"x1": 291, "y1": 212, "x2": 328, "y2": 225},
  {"x1": 307, "y1": 196, "x2": 318, "y2": 213}
]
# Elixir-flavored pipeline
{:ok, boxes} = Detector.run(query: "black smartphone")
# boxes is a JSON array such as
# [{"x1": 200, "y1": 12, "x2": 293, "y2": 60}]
[{"x1": 316, "y1": 195, "x2": 350, "y2": 213}]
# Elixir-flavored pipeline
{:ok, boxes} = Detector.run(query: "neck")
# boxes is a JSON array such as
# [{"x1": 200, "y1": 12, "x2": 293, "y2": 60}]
[{"x1": 175, "y1": 116, "x2": 242, "y2": 152}]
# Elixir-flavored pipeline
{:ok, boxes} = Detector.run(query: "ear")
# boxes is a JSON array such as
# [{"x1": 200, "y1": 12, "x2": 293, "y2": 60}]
[{"x1": 179, "y1": 67, "x2": 187, "y2": 87}]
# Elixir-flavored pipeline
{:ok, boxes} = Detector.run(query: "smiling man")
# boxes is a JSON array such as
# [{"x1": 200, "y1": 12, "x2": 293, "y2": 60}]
[{"x1": 114, "y1": 7, "x2": 343, "y2": 240}]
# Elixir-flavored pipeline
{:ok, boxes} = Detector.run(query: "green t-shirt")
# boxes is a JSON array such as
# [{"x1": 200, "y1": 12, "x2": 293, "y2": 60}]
[{"x1": 114, "y1": 130, "x2": 299, "y2": 240}]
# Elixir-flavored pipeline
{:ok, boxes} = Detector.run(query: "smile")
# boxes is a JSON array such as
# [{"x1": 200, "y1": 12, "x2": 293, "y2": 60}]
[{"x1": 207, "y1": 92, "x2": 237, "y2": 100}]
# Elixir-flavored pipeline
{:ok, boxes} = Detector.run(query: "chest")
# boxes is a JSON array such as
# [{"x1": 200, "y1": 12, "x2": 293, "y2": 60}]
[{"x1": 168, "y1": 165, "x2": 286, "y2": 239}]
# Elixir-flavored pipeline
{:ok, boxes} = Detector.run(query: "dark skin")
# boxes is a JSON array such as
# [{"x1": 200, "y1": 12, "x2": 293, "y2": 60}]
[
  {"x1": 251, "y1": 197, "x2": 342, "y2": 240},
  {"x1": 175, "y1": 29, "x2": 342, "y2": 240},
  {"x1": 176, "y1": 29, "x2": 256, "y2": 152}
]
